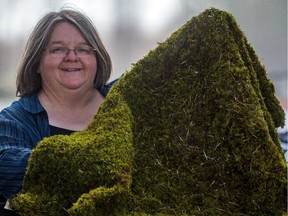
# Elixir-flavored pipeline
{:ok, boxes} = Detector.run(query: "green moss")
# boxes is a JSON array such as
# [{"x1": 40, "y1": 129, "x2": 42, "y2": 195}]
[
  {"x1": 11, "y1": 8, "x2": 286, "y2": 215},
  {"x1": 12, "y1": 92, "x2": 134, "y2": 216}
]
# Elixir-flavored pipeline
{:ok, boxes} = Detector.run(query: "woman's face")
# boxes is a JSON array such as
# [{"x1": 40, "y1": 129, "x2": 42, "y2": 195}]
[{"x1": 39, "y1": 22, "x2": 97, "y2": 93}]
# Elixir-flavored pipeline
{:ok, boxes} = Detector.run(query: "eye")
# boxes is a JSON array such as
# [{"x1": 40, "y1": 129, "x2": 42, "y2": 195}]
[
  {"x1": 49, "y1": 47, "x2": 67, "y2": 54},
  {"x1": 76, "y1": 46, "x2": 91, "y2": 55}
]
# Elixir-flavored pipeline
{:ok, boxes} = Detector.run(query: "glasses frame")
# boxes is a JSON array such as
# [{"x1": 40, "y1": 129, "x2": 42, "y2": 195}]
[{"x1": 46, "y1": 46, "x2": 97, "y2": 59}]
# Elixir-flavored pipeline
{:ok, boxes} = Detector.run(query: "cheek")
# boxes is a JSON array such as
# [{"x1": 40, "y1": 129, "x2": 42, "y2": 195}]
[
  {"x1": 38, "y1": 58, "x2": 47, "y2": 76},
  {"x1": 86, "y1": 58, "x2": 97, "y2": 75},
  {"x1": 39, "y1": 56, "x2": 59, "y2": 74}
]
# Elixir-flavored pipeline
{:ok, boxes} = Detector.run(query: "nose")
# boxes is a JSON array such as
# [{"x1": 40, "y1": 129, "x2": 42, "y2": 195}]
[{"x1": 64, "y1": 49, "x2": 78, "y2": 61}]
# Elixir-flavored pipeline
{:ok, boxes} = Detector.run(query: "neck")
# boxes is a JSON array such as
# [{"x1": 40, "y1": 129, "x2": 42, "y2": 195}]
[
  {"x1": 38, "y1": 87, "x2": 97, "y2": 110},
  {"x1": 38, "y1": 88, "x2": 104, "y2": 131}
]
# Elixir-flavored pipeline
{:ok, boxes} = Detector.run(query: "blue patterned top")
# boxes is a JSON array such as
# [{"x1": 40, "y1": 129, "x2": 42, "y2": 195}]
[
  {"x1": 278, "y1": 111, "x2": 288, "y2": 162},
  {"x1": 0, "y1": 80, "x2": 117, "y2": 200}
]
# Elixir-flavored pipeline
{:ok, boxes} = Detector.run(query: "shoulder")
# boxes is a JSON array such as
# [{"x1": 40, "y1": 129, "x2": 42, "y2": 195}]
[
  {"x1": 0, "y1": 94, "x2": 45, "y2": 122},
  {"x1": 0, "y1": 94, "x2": 49, "y2": 142},
  {"x1": 100, "y1": 78, "x2": 119, "y2": 97},
  {"x1": 1, "y1": 94, "x2": 44, "y2": 114}
]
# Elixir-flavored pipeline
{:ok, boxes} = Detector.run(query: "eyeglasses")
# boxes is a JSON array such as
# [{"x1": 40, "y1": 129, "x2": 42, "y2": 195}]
[{"x1": 46, "y1": 46, "x2": 96, "y2": 58}]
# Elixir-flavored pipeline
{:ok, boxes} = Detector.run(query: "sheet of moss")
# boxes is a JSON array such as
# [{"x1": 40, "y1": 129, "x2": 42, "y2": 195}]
[{"x1": 11, "y1": 8, "x2": 286, "y2": 216}]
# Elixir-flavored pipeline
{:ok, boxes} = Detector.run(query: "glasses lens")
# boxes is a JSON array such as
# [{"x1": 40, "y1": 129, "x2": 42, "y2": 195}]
[
  {"x1": 76, "y1": 46, "x2": 93, "y2": 57},
  {"x1": 48, "y1": 46, "x2": 95, "y2": 58},
  {"x1": 49, "y1": 47, "x2": 67, "y2": 58}
]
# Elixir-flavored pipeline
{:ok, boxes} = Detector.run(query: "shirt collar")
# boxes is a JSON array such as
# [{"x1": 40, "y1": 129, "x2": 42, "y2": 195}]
[{"x1": 18, "y1": 94, "x2": 45, "y2": 114}]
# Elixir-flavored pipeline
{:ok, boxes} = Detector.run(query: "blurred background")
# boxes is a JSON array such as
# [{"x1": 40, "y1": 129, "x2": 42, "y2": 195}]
[{"x1": 0, "y1": 0, "x2": 287, "y2": 111}]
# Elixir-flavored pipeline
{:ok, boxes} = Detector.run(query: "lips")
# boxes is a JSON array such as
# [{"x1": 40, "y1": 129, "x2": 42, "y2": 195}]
[{"x1": 61, "y1": 68, "x2": 81, "y2": 72}]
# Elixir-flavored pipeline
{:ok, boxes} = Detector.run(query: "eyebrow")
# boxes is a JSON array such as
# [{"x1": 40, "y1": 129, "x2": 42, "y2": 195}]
[
  {"x1": 48, "y1": 41, "x2": 64, "y2": 46},
  {"x1": 48, "y1": 41, "x2": 89, "y2": 47}
]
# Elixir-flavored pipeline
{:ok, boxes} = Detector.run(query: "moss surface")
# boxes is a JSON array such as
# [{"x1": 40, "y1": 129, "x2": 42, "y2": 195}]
[
  {"x1": 12, "y1": 8, "x2": 286, "y2": 215},
  {"x1": 12, "y1": 92, "x2": 134, "y2": 216}
]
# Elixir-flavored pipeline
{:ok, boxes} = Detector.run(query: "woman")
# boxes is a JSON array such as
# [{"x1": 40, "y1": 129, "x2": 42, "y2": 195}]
[{"x1": 0, "y1": 8, "x2": 116, "y2": 215}]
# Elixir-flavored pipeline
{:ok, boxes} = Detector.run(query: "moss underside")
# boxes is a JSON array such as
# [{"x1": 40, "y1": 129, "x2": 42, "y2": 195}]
[{"x1": 12, "y1": 8, "x2": 286, "y2": 216}]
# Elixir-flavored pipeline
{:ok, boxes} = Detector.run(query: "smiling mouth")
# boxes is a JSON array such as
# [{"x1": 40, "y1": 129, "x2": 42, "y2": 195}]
[{"x1": 62, "y1": 68, "x2": 81, "y2": 72}]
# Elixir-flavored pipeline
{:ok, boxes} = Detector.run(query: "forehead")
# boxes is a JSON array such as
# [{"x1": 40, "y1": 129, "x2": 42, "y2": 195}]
[{"x1": 48, "y1": 22, "x2": 87, "y2": 44}]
